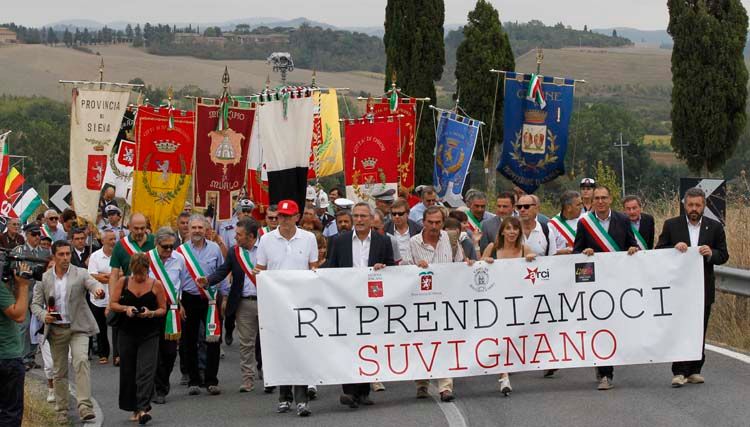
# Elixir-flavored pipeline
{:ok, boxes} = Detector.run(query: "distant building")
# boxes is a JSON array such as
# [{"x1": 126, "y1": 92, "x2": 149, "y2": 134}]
[
  {"x1": 173, "y1": 32, "x2": 226, "y2": 47},
  {"x1": 224, "y1": 33, "x2": 289, "y2": 45},
  {"x1": 0, "y1": 27, "x2": 18, "y2": 44}
]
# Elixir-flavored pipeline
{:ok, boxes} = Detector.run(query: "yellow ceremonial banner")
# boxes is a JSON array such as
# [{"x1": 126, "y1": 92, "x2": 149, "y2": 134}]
[
  {"x1": 131, "y1": 106, "x2": 195, "y2": 229},
  {"x1": 314, "y1": 89, "x2": 343, "y2": 177}
]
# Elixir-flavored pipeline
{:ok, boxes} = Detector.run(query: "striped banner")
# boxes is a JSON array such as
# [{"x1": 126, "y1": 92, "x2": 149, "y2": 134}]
[
  {"x1": 148, "y1": 249, "x2": 181, "y2": 340},
  {"x1": 579, "y1": 212, "x2": 620, "y2": 252}
]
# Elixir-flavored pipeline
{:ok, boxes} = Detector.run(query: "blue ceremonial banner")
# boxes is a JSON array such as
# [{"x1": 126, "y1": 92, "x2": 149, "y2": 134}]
[
  {"x1": 498, "y1": 72, "x2": 576, "y2": 194},
  {"x1": 433, "y1": 110, "x2": 480, "y2": 205}
]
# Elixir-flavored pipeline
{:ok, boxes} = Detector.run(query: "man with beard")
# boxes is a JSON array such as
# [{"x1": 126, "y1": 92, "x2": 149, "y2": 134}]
[{"x1": 656, "y1": 187, "x2": 728, "y2": 388}]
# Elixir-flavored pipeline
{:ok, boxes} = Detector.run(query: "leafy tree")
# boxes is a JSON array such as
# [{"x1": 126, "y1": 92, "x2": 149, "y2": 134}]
[
  {"x1": 63, "y1": 28, "x2": 72, "y2": 47},
  {"x1": 612, "y1": 29, "x2": 618, "y2": 37},
  {"x1": 46, "y1": 27, "x2": 57, "y2": 45},
  {"x1": 668, "y1": 0, "x2": 748, "y2": 173},
  {"x1": 384, "y1": 0, "x2": 445, "y2": 186},
  {"x1": 454, "y1": 0, "x2": 514, "y2": 192},
  {"x1": 125, "y1": 24, "x2": 133, "y2": 41},
  {"x1": 133, "y1": 24, "x2": 143, "y2": 47}
]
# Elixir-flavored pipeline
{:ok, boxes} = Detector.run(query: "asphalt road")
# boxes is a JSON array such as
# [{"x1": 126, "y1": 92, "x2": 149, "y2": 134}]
[{"x1": 34, "y1": 340, "x2": 750, "y2": 427}]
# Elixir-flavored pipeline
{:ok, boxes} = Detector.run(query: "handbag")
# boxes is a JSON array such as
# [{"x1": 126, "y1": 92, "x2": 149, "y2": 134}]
[{"x1": 106, "y1": 277, "x2": 128, "y2": 327}]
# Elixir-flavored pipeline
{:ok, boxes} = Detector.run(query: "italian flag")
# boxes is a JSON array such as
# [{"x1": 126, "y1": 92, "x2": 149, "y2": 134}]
[{"x1": 526, "y1": 74, "x2": 546, "y2": 109}]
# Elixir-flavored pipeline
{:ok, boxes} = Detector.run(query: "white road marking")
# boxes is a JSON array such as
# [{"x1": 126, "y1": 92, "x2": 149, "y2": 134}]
[
  {"x1": 707, "y1": 344, "x2": 750, "y2": 364},
  {"x1": 428, "y1": 384, "x2": 468, "y2": 427}
]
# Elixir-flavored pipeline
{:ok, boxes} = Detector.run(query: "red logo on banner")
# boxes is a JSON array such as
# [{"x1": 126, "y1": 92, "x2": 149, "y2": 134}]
[
  {"x1": 86, "y1": 155, "x2": 108, "y2": 190},
  {"x1": 420, "y1": 274, "x2": 433, "y2": 291},
  {"x1": 117, "y1": 140, "x2": 136, "y2": 167},
  {"x1": 368, "y1": 280, "x2": 383, "y2": 298}
]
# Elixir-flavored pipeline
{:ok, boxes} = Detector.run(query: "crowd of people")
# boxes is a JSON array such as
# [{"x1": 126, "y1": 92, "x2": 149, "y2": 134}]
[{"x1": 0, "y1": 178, "x2": 729, "y2": 425}]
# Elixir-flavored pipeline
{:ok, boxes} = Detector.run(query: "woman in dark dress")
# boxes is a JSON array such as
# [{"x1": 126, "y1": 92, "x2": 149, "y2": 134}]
[{"x1": 110, "y1": 253, "x2": 166, "y2": 424}]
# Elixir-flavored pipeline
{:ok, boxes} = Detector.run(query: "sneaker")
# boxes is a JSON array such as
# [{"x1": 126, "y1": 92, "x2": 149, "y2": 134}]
[
  {"x1": 47, "y1": 388, "x2": 55, "y2": 403},
  {"x1": 152, "y1": 394, "x2": 166, "y2": 404},
  {"x1": 499, "y1": 376, "x2": 512, "y2": 396},
  {"x1": 307, "y1": 385, "x2": 317, "y2": 400},
  {"x1": 296, "y1": 402, "x2": 311, "y2": 417},
  {"x1": 544, "y1": 369, "x2": 558, "y2": 378},
  {"x1": 340, "y1": 394, "x2": 359, "y2": 408},
  {"x1": 188, "y1": 386, "x2": 201, "y2": 395},
  {"x1": 79, "y1": 406, "x2": 96, "y2": 421},
  {"x1": 416, "y1": 386, "x2": 429, "y2": 399},
  {"x1": 687, "y1": 374, "x2": 705, "y2": 384},
  {"x1": 597, "y1": 377, "x2": 613, "y2": 390},
  {"x1": 180, "y1": 374, "x2": 189, "y2": 385},
  {"x1": 671, "y1": 375, "x2": 687, "y2": 387},
  {"x1": 372, "y1": 382, "x2": 386, "y2": 392},
  {"x1": 239, "y1": 383, "x2": 254, "y2": 393},
  {"x1": 439, "y1": 390, "x2": 455, "y2": 402},
  {"x1": 207, "y1": 385, "x2": 221, "y2": 395},
  {"x1": 277, "y1": 401, "x2": 291, "y2": 413}
]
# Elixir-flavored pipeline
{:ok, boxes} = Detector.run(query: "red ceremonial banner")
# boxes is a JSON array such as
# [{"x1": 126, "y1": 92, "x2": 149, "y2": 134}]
[
  {"x1": 369, "y1": 97, "x2": 417, "y2": 191},
  {"x1": 344, "y1": 118, "x2": 400, "y2": 203},
  {"x1": 86, "y1": 155, "x2": 108, "y2": 190},
  {"x1": 194, "y1": 100, "x2": 255, "y2": 221}
]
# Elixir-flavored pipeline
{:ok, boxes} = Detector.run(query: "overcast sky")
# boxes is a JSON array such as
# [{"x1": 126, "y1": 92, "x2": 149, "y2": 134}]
[{"x1": 6, "y1": 0, "x2": 750, "y2": 30}]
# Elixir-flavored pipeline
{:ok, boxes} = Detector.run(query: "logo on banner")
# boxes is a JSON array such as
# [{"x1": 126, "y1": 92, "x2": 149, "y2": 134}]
[
  {"x1": 521, "y1": 110, "x2": 547, "y2": 155},
  {"x1": 209, "y1": 128, "x2": 245, "y2": 177},
  {"x1": 524, "y1": 267, "x2": 550, "y2": 285},
  {"x1": 368, "y1": 280, "x2": 383, "y2": 298},
  {"x1": 86, "y1": 155, "x2": 107, "y2": 190},
  {"x1": 575, "y1": 262, "x2": 596, "y2": 283},
  {"x1": 419, "y1": 271, "x2": 434, "y2": 291},
  {"x1": 118, "y1": 141, "x2": 135, "y2": 167},
  {"x1": 470, "y1": 266, "x2": 495, "y2": 292}
]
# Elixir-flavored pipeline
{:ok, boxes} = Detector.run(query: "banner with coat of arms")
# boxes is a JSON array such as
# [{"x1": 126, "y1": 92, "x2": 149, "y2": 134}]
[
  {"x1": 308, "y1": 89, "x2": 343, "y2": 179},
  {"x1": 69, "y1": 87, "x2": 131, "y2": 221},
  {"x1": 497, "y1": 72, "x2": 576, "y2": 194},
  {"x1": 131, "y1": 105, "x2": 195, "y2": 228},
  {"x1": 103, "y1": 109, "x2": 136, "y2": 204},
  {"x1": 344, "y1": 117, "x2": 400, "y2": 204},
  {"x1": 433, "y1": 109, "x2": 480, "y2": 207},
  {"x1": 194, "y1": 97, "x2": 255, "y2": 221},
  {"x1": 369, "y1": 96, "x2": 416, "y2": 192}
]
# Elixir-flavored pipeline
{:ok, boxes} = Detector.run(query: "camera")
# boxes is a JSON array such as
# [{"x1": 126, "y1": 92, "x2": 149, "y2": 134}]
[
  {"x1": 0, "y1": 248, "x2": 49, "y2": 283},
  {"x1": 137, "y1": 306, "x2": 147, "y2": 314}
]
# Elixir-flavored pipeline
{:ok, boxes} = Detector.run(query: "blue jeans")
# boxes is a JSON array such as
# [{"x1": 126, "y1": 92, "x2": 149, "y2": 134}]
[{"x1": 0, "y1": 358, "x2": 25, "y2": 427}]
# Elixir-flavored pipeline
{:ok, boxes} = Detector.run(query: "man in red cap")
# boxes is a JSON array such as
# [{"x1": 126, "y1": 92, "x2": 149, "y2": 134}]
[{"x1": 255, "y1": 200, "x2": 318, "y2": 417}]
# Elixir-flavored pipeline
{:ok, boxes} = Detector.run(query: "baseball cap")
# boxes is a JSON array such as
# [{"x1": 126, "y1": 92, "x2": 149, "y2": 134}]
[
  {"x1": 580, "y1": 178, "x2": 596, "y2": 187},
  {"x1": 277, "y1": 200, "x2": 299, "y2": 216}
]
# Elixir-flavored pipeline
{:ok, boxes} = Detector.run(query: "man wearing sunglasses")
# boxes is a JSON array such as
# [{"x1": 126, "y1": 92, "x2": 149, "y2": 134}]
[
  {"x1": 43, "y1": 210, "x2": 68, "y2": 243},
  {"x1": 516, "y1": 194, "x2": 561, "y2": 257},
  {"x1": 0, "y1": 218, "x2": 24, "y2": 250},
  {"x1": 384, "y1": 198, "x2": 421, "y2": 264}
]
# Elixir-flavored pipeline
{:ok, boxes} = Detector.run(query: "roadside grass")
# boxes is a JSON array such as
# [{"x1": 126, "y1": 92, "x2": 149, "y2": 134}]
[{"x1": 22, "y1": 376, "x2": 59, "y2": 427}]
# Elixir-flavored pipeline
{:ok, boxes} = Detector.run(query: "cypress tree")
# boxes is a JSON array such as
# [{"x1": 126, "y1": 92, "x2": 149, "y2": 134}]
[
  {"x1": 455, "y1": 0, "x2": 515, "y2": 192},
  {"x1": 668, "y1": 0, "x2": 748, "y2": 173},
  {"x1": 384, "y1": 0, "x2": 445, "y2": 186}
]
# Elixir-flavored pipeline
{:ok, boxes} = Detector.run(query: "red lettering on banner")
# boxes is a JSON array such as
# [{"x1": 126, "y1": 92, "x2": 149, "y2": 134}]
[
  {"x1": 385, "y1": 343, "x2": 410, "y2": 374},
  {"x1": 447, "y1": 340, "x2": 468, "y2": 371},
  {"x1": 475, "y1": 337, "x2": 500, "y2": 369},
  {"x1": 413, "y1": 341, "x2": 441, "y2": 372},
  {"x1": 358, "y1": 345, "x2": 380, "y2": 376},
  {"x1": 591, "y1": 329, "x2": 617, "y2": 360},
  {"x1": 560, "y1": 331, "x2": 587, "y2": 361},
  {"x1": 530, "y1": 333, "x2": 560, "y2": 364},
  {"x1": 504, "y1": 335, "x2": 528, "y2": 366}
]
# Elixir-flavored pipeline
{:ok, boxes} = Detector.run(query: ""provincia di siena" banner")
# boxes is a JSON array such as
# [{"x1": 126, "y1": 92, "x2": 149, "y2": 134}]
[{"x1": 257, "y1": 248, "x2": 705, "y2": 386}]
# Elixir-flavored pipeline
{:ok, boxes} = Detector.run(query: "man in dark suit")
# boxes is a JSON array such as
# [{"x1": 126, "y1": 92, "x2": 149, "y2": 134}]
[
  {"x1": 574, "y1": 185, "x2": 638, "y2": 391},
  {"x1": 203, "y1": 218, "x2": 265, "y2": 394},
  {"x1": 655, "y1": 187, "x2": 728, "y2": 388},
  {"x1": 328, "y1": 202, "x2": 395, "y2": 409},
  {"x1": 70, "y1": 228, "x2": 91, "y2": 268},
  {"x1": 623, "y1": 195, "x2": 655, "y2": 249}
]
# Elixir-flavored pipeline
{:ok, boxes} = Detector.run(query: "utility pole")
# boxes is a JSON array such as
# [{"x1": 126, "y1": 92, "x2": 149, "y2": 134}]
[{"x1": 613, "y1": 132, "x2": 629, "y2": 197}]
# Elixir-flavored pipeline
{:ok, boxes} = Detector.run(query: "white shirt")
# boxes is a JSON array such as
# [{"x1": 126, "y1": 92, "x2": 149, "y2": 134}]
[
  {"x1": 524, "y1": 220, "x2": 560, "y2": 256},
  {"x1": 595, "y1": 210, "x2": 612, "y2": 232},
  {"x1": 87, "y1": 248, "x2": 112, "y2": 307},
  {"x1": 241, "y1": 242, "x2": 259, "y2": 297},
  {"x1": 352, "y1": 231, "x2": 371, "y2": 268},
  {"x1": 256, "y1": 227, "x2": 318, "y2": 270},
  {"x1": 409, "y1": 230, "x2": 464, "y2": 264},
  {"x1": 687, "y1": 216, "x2": 701, "y2": 247},
  {"x1": 53, "y1": 266, "x2": 70, "y2": 324},
  {"x1": 554, "y1": 214, "x2": 582, "y2": 249},
  {"x1": 393, "y1": 226, "x2": 412, "y2": 264}
]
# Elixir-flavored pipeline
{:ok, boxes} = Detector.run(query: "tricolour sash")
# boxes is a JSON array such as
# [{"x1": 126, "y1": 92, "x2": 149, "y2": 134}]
[
  {"x1": 41, "y1": 224, "x2": 53, "y2": 239},
  {"x1": 578, "y1": 212, "x2": 621, "y2": 252},
  {"x1": 466, "y1": 211, "x2": 482, "y2": 234},
  {"x1": 631, "y1": 223, "x2": 648, "y2": 251},
  {"x1": 120, "y1": 236, "x2": 142, "y2": 256},
  {"x1": 258, "y1": 226, "x2": 270, "y2": 237},
  {"x1": 235, "y1": 245, "x2": 256, "y2": 287},
  {"x1": 148, "y1": 249, "x2": 181, "y2": 340},
  {"x1": 549, "y1": 215, "x2": 576, "y2": 247},
  {"x1": 175, "y1": 242, "x2": 221, "y2": 342}
]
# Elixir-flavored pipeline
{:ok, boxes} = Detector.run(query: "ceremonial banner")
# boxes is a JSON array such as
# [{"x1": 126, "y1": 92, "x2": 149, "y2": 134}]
[
  {"x1": 102, "y1": 109, "x2": 136, "y2": 203},
  {"x1": 69, "y1": 87, "x2": 130, "y2": 221},
  {"x1": 11, "y1": 184, "x2": 42, "y2": 223},
  {"x1": 246, "y1": 116, "x2": 270, "y2": 221},
  {"x1": 344, "y1": 118, "x2": 400, "y2": 204},
  {"x1": 131, "y1": 106, "x2": 195, "y2": 228},
  {"x1": 0, "y1": 131, "x2": 10, "y2": 209},
  {"x1": 433, "y1": 110, "x2": 480, "y2": 207},
  {"x1": 308, "y1": 90, "x2": 343, "y2": 179},
  {"x1": 257, "y1": 91, "x2": 314, "y2": 210},
  {"x1": 370, "y1": 97, "x2": 417, "y2": 191},
  {"x1": 259, "y1": 249, "x2": 704, "y2": 386},
  {"x1": 498, "y1": 73, "x2": 575, "y2": 194},
  {"x1": 194, "y1": 98, "x2": 255, "y2": 221}
]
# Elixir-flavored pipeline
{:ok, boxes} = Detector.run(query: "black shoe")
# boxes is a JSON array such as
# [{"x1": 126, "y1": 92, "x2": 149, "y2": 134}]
[
  {"x1": 358, "y1": 395, "x2": 374, "y2": 406},
  {"x1": 225, "y1": 334, "x2": 233, "y2": 346},
  {"x1": 138, "y1": 412, "x2": 152, "y2": 425},
  {"x1": 544, "y1": 369, "x2": 558, "y2": 378},
  {"x1": 264, "y1": 386, "x2": 276, "y2": 394},
  {"x1": 152, "y1": 395, "x2": 166, "y2": 405},
  {"x1": 340, "y1": 394, "x2": 359, "y2": 408},
  {"x1": 440, "y1": 390, "x2": 455, "y2": 402}
]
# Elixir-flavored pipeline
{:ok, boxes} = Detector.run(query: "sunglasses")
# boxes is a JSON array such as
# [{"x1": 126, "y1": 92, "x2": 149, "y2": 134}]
[
  {"x1": 159, "y1": 244, "x2": 174, "y2": 251},
  {"x1": 29, "y1": 231, "x2": 41, "y2": 237},
  {"x1": 391, "y1": 211, "x2": 407, "y2": 216},
  {"x1": 267, "y1": 216, "x2": 279, "y2": 220},
  {"x1": 48, "y1": 217, "x2": 59, "y2": 221},
  {"x1": 516, "y1": 204, "x2": 536, "y2": 210}
]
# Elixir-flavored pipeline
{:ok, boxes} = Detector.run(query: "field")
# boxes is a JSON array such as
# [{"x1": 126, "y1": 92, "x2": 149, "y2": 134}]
[{"x1": 0, "y1": 44, "x2": 386, "y2": 102}]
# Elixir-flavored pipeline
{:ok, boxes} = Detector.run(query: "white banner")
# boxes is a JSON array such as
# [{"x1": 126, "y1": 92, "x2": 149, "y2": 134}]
[
  {"x1": 69, "y1": 87, "x2": 130, "y2": 221},
  {"x1": 258, "y1": 248, "x2": 705, "y2": 386}
]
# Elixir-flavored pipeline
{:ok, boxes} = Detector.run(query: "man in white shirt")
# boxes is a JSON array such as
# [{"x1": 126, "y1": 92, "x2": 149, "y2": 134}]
[
  {"x1": 408, "y1": 186, "x2": 439, "y2": 226},
  {"x1": 516, "y1": 194, "x2": 560, "y2": 256},
  {"x1": 87, "y1": 229, "x2": 115, "y2": 364},
  {"x1": 256, "y1": 199, "x2": 317, "y2": 417},
  {"x1": 549, "y1": 190, "x2": 583, "y2": 255}
]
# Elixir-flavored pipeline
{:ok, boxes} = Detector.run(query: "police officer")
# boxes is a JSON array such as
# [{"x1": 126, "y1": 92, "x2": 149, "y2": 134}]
[{"x1": 218, "y1": 199, "x2": 255, "y2": 249}]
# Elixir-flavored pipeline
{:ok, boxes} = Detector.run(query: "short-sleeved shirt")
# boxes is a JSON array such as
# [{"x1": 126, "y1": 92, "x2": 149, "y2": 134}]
[
  {"x1": 110, "y1": 234, "x2": 156, "y2": 276},
  {"x1": 409, "y1": 230, "x2": 464, "y2": 264},
  {"x1": 256, "y1": 228, "x2": 318, "y2": 270},
  {"x1": 0, "y1": 283, "x2": 22, "y2": 359},
  {"x1": 524, "y1": 220, "x2": 560, "y2": 256},
  {"x1": 87, "y1": 248, "x2": 112, "y2": 308}
]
